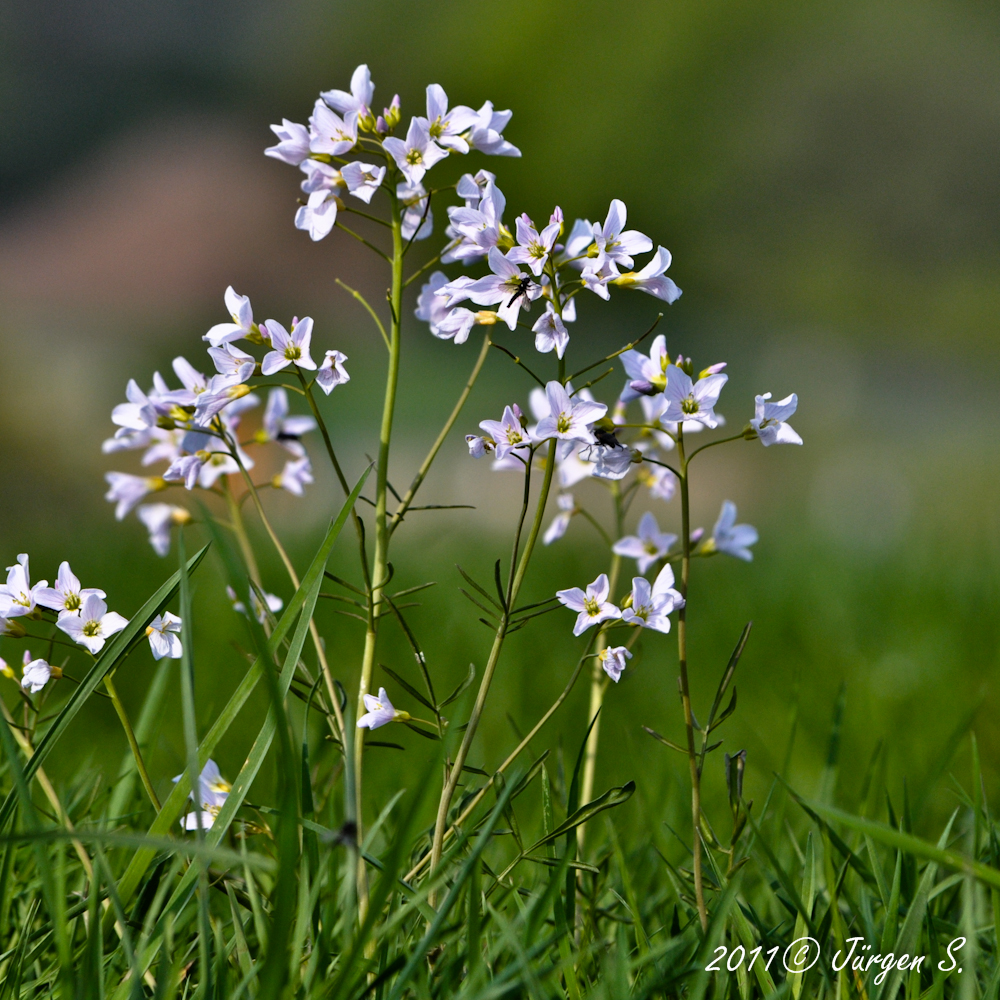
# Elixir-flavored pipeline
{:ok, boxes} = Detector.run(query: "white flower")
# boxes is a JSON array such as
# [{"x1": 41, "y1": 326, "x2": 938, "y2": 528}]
[
  {"x1": 532, "y1": 307, "x2": 569, "y2": 359},
  {"x1": 192, "y1": 376, "x2": 252, "y2": 426},
  {"x1": 21, "y1": 651, "x2": 56, "y2": 693},
  {"x1": 600, "y1": 645, "x2": 632, "y2": 683},
  {"x1": 661, "y1": 366, "x2": 727, "y2": 429},
  {"x1": 543, "y1": 493, "x2": 575, "y2": 545},
  {"x1": 556, "y1": 573, "x2": 621, "y2": 637},
  {"x1": 111, "y1": 379, "x2": 159, "y2": 435},
  {"x1": 621, "y1": 565, "x2": 684, "y2": 634},
  {"x1": 467, "y1": 101, "x2": 521, "y2": 157},
  {"x1": 227, "y1": 585, "x2": 283, "y2": 624},
  {"x1": 637, "y1": 461, "x2": 678, "y2": 502},
  {"x1": 619, "y1": 335, "x2": 670, "y2": 403},
  {"x1": 204, "y1": 287, "x2": 256, "y2": 347},
  {"x1": 580, "y1": 259, "x2": 617, "y2": 300},
  {"x1": 707, "y1": 501, "x2": 758, "y2": 561},
  {"x1": 357, "y1": 687, "x2": 403, "y2": 730},
  {"x1": 259, "y1": 388, "x2": 317, "y2": 457},
  {"x1": 592, "y1": 199, "x2": 652, "y2": 272},
  {"x1": 384, "y1": 118, "x2": 448, "y2": 185},
  {"x1": 57, "y1": 594, "x2": 128, "y2": 654},
  {"x1": 175, "y1": 759, "x2": 231, "y2": 831},
  {"x1": 146, "y1": 612, "x2": 182, "y2": 660},
  {"x1": 452, "y1": 247, "x2": 539, "y2": 330},
  {"x1": 295, "y1": 160, "x2": 345, "y2": 241},
  {"x1": 316, "y1": 350, "x2": 350, "y2": 395},
  {"x1": 445, "y1": 176, "x2": 507, "y2": 262},
  {"x1": 416, "y1": 84, "x2": 478, "y2": 153},
  {"x1": 417, "y1": 272, "x2": 477, "y2": 344},
  {"x1": 137, "y1": 504, "x2": 191, "y2": 557},
  {"x1": 207, "y1": 343, "x2": 256, "y2": 383},
  {"x1": 558, "y1": 216, "x2": 597, "y2": 264},
  {"x1": 320, "y1": 64, "x2": 375, "y2": 118},
  {"x1": 265, "y1": 118, "x2": 311, "y2": 165},
  {"x1": 612, "y1": 513, "x2": 678, "y2": 573},
  {"x1": 587, "y1": 444, "x2": 634, "y2": 481},
  {"x1": 35, "y1": 562, "x2": 105, "y2": 615},
  {"x1": 105, "y1": 473, "x2": 165, "y2": 520},
  {"x1": 479, "y1": 406, "x2": 530, "y2": 462},
  {"x1": 274, "y1": 456, "x2": 314, "y2": 496},
  {"x1": 611, "y1": 245, "x2": 681, "y2": 303},
  {"x1": 308, "y1": 99, "x2": 358, "y2": 157},
  {"x1": 534, "y1": 381, "x2": 607, "y2": 445},
  {"x1": 751, "y1": 393, "x2": 802, "y2": 447},
  {"x1": 340, "y1": 161, "x2": 386, "y2": 203},
  {"x1": 261, "y1": 318, "x2": 316, "y2": 376},
  {"x1": 465, "y1": 435, "x2": 493, "y2": 458},
  {"x1": 397, "y1": 182, "x2": 434, "y2": 241},
  {"x1": 0, "y1": 554, "x2": 47, "y2": 619},
  {"x1": 507, "y1": 212, "x2": 561, "y2": 276}
]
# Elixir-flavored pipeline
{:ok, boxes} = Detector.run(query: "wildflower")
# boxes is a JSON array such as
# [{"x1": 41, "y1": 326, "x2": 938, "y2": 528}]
[
  {"x1": 0, "y1": 618, "x2": 26, "y2": 638},
  {"x1": 308, "y1": 99, "x2": 358, "y2": 157},
  {"x1": 751, "y1": 392, "x2": 802, "y2": 446},
  {"x1": 321, "y1": 64, "x2": 375, "y2": 118},
  {"x1": 384, "y1": 118, "x2": 448, "y2": 186},
  {"x1": 295, "y1": 161, "x2": 344, "y2": 241},
  {"x1": 0, "y1": 554, "x2": 47, "y2": 619},
  {"x1": 661, "y1": 365, "x2": 727, "y2": 429},
  {"x1": 507, "y1": 212, "x2": 561, "y2": 276},
  {"x1": 204, "y1": 287, "x2": 256, "y2": 347},
  {"x1": 445, "y1": 176, "x2": 508, "y2": 262},
  {"x1": 137, "y1": 504, "x2": 191, "y2": 556},
  {"x1": 416, "y1": 84, "x2": 478, "y2": 152},
  {"x1": 0, "y1": 657, "x2": 12, "y2": 679},
  {"x1": 111, "y1": 379, "x2": 160, "y2": 435},
  {"x1": 35, "y1": 562, "x2": 106, "y2": 615},
  {"x1": 592, "y1": 199, "x2": 652, "y2": 272},
  {"x1": 207, "y1": 343, "x2": 256, "y2": 383},
  {"x1": 704, "y1": 501, "x2": 758, "y2": 561},
  {"x1": 621, "y1": 565, "x2": 684, "y2": 634},
  {"x1": 274, "y1": 456, "x2": 314, "y2": 496},
  {"x1": 556, "y1": 573, "x2": 621, "y2": 636},
  {"x1": 261, "y1": 317, "x2": 316, "y2": 376},
  {"x1": 175, "y1": 759, "x2": 232, "y2": 831},
  {"x1": 340, "y1": 161, "x2": 385, "y2": 203},
  {"x1": 532, "y1": 306, "x2": 569, "y2": 359},
  {"x1": 316, "y1": 350, "x2": 351, "y2": 394},
  {"x1": 558, "y1": 216, "x2": 597, "y2": 264},
  {"x1": 258, "y1": 388, "x2": 317, "y2": 457},
  {"x1": 146, "y1": 612, "x2": 183, "y2": 660},
  {"x1": 57, "y1": 594, "x2": 128, "y2": 654},
  {"x1": 417, "y1": 272, "x2": 477, "y2": 344},
  {"x1": 468, "y1": 101, "x2": 521, "y2": 157},
  {"x1": 357, "y1": 687, "x2": 410, "y2": 730},
  {"x1": 588, "y1": 444, "x2": 635, "y2": 481},
  {"x1": 465, "y1": 435, "x2": 493, "y2": 458},
  {"x1": 637, "y1": 461, "x2": 678, "y2": 501},
  {"x1": 479, "y1": 406, "x2": 530, "y2": 462},
  {"x1": 580, "y1": 259, "x2": 617, "y2": 300},
  {"x1": 600, "y1": 645, "x2": 632, "y2": 683},
  {"x1": 265, "y1": 119, "x2": 311, "y2": 165},
  {"x1": 227, "y1": 585, "x2": 283, "y2": 623},
  {"x1": 21, "y1": 651, "x2": 60, "y2": 693},
  {"x1": 192, "y1": 376, "x2": 252, "y2": 426},
  {"x1": 612, "y1": 513, "x2": 678, "y2": 573},
  {"x1": 398, "y1": 181, "x2": 434, "y2": 241},
  {"x1": 611, "y1": 245, "x2": 682, "y2": 303},
  {"x1": 104, "y1": 473, "x2": 166, "y2": 520},
  {"x1": 534, "y1": 381, "x2": 607, "y2": 445},
  {"x1": 543, "y1": 493, "x2": 575, "y2": 545}
]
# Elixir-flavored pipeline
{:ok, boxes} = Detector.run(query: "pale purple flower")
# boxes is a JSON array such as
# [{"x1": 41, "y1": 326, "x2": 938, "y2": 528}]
[
  {"x1": 450, "y1": 247, "x2": 537, "y2": 330},
  {"x1": 620, "y1": 334, "x2": 670, "y2": 402},
  {"x1": 208, "y1": 343, "x2": 256, "y2": 384},
  {"x1": 621, "y1": 565, "x2": 684, "y2": 634},
  {"x1": 308, "y1": 99, "x2": 358, "y2": 157},
  {"x1": 192, "y1": 376, "x2": 252, "y2": 427},
  {"x1": 416, "y1": 272, "x2": 476, "y2": 344},
  {"x1": 265, "y1": 119, "x2": 311, "y2": 165},
  {"x1": 357, "y1": 687, "x2": 401, "y2": 730},
  {"x1": 587, "y1": 444, "x2": 634, "y2": 481},
  {"x1": 163, "y1": 453, "x2": 207, "y2": 491},
  {"x1": 580, "y1": 258, "x2": 617, "y2": 300},
  {"x1": 507, "y1": 213, "x2": 561, "y2": 276},
  {"x1": 147, "y1": 612, "x2": 182, "y2": 660},
  {"x1": 599, "y1": 645, "x2": 632, "y2": 683},
  {"x1": 111, "y1": 379, "x2": 159, "y2": 435},
  {"x1": 556, "y1": 573, "x2": 621, "y2": 637},
  {"x1": 260, "y1": 388, "x2": 317, "y2": 456},
  {"x1": 340, "y1": 161, "x2": 386, "y2": 203},
  {"x1": 137, "y1": 504, "x2": 191, "y2": 556},
  {"x1": 445, "y1": 176, "x2": 506, "y2": 262},
  {"x1": 204, "y1": 287, "x2": 256, "y2": 347},
  {"x1": 0, "y1": 656, "x2": 12, "y2": 679},
  {"x1": 0, "y1": 555, "x2": 47, "y2": 619},
  {"x1": 35, "y1": 562, "x2": 105, "y2": 615},
  {"x1": 176, "y1": 759, "x2": 231, "y2": 831},
  {"x1": 479, "y1": 406, "x2": 530, "y2": 462},
  {"x1": 321, "y1": 64, "x2": 375, "y2": 118},
  {"x1": 558, "y1": 216, "x2": 597, "y2": 264},
  {"x1": 751, "y1": 393, "x2": 802, "y2": 446},
  {"x1": 261, "y1": 318, "x2": 316, "y2": 376},
  {"x1": 612, "y1": 512, "x2": 678, "y2": 573},
  {"x1": 384, "y1": 118, "x2": 448, "y2": 185},
  {"x1": 592, "y1": 200, "x2": 652, "y2": 272},
  {"x1": 21, "y1": 651, "x2": 55, "y2": 693},
  {"x1": 105, "y1": 473, "x2": 165, "y2": 520},
  {"x1": 661, "y1": 366, "x2": 727, "y2": 429},
  {"x1": 543, "y1": 493, "x2": 575, "y2": 545},
  {"x1": 534, "y1": 381, "x2": 607, "y2": 445},
  {"x1": 468, "y1": 101, "x2": 521, "y2": 157},
  {"x1": 638, "y1": 461, "x2": 678, "y2": 502},
  {"x1": 226, "y1": 585, "x2": 283, "y2": 624},
  {"x1": 57, "y1": 594, "x2": 128, "y2": 654},
  {"x1": 709, "y1": 501, "x2": 758, "y2": 561},
  {"x1": 316, "y1": 350, "x2": 351, "y2": 395},
  {"x1": 532, "y1": 306, "x2": 569, "y2": 358},
  {"x1": 398, "y1": 182, "x2": 434, "y2": 241},
  {"x1": 295, "y1": 159, "x2": 345, "y2": 241},
  {"x1": 612, "y1": 245, "x2": 681, "y2": 303},
  {"x1": 416, "y1": 84, "x2": 478, "y2": 153},
  {"x1": 274, "y1": 456, "x2": 314, "y2": 496},
  {"x1": 466, "y1": 435, "x2": 493, "y2": 458}
]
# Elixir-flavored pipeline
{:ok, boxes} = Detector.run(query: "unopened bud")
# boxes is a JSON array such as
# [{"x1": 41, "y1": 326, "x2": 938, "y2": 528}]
[
  {"x1": 0, "y1": 658, "x2": 13, "y2": 679},
  {"x1": 474, "y1": 310, "x2": 499, "y2": 325},
  {"x1": 742, "y1": 423, "x2": 758, "y2": 441},
  {"x1": 49, "y1": 665, "x2": 63, "y2": 680},
  {"x1": 699, "y1": 362, "x2": 728, "y2": 378},
  {"x1": 620, "y1": 593, "x2": 634, "y2": 610},
  {"x1": 586, "y1": 243, "x2": 599, "y2": 258},
  {"x1": 171, "y1": 508, "x2": 192, "y2": 526},
  {"x1": 383, "y1": 94, "x2": 401, "y2": 130},
  {"x1": 0, "y1": 618, "x2": 26, "y2": 638},
  {"x1": 375, "y1": 115, "x2": 388, "y2": 134},
  {"x1": 357, "y1": 107, "x2": 377, "y2": 132},
  {"x1": 628, "y1": 379, "x2": 659, "y2": 397},
  {"x1": 156, "y1": 415, "x2": 177, "y2": 430},
  {"x1": 147, "y1": 476, "x2": 167, "y2": 493}
]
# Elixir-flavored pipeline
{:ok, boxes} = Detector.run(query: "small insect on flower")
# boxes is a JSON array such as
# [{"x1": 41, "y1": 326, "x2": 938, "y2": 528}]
[{"x1": 146, "y1": 612, "x2": 183, "y2": 660}]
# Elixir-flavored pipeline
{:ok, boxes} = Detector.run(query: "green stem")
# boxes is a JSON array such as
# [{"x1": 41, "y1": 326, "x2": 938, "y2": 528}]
[
  {"x1": 685, "y1": 431, "x2": 748, "y2": 463},
  {"x1": 104, "y1": 674, "x2": 161, "y2": 812},
  {"x1": 224, "y1": 478, "x2": 261, "y2": 585}
]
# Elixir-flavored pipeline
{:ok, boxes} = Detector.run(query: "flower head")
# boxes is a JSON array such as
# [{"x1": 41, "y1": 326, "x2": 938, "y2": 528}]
[
  {"x1": 534, "y1": 381, "x2": 607, "y2": 445},
  {"x1": 705, "y1": 501, "x2": 758, "y2": 561},
  {"x1": 661, "y1": 366, "x2": 727, "y2": 429},
  {"x1": 207, "y1": 343, "x2": 256, "y2": 384},
  {"x1": 611, "y1": 246, "x2": 681, "y2": 303},
  {"x1": 600, "y1": 645, "x2": 632, "y2": 683},
  {"x1": 384, "y1": 118, "x2": 448, "y2": 185},
  {"x1": 274, "y1": 457, "x2": 314, "y2": 496},
  {"x1": 751, "y1": 393, "x2": 802, "y2": 447},
  {"x1": 479, "y1": 406, "x2": 530, "y2": 462},
  {"x1": 295, "y1": 160, "x2": 344, "y2": 241},
  {"x1": 556, "y1": 573, "x2": 621, "y2": 636},
  {"x1": 21, "y1": 651, "x2": 58, "y2": 693},
  {"x1": 261, "y1": 318, "x2": 316, "y2": 376},
  {"x1": 316, "y1": 350, "x2": 350, "y2": 395},
  {"x1": 398, "y1": 181, "x2": 434, "y2": 241},
  {"x1": 192, "y1": 376, "x2": 252, "y2": 427},
  {"x1": 340, "y1": 161, "x2": 385, "y2": 203},
  {"x1": 612, "y1": 512, "x2": 678, "y2": 573},
  {"x1": 320, "y1": 64, "x2": 375, "y2": 118},
  {"x1": 620, "y1": 334, "x2": 670, "y2": 401},
  {"x1": 357, "y1": 687, "x2": 407, "y2": 730},
  {"x1": 308, "y1": 99, "x2": 358, "y2": 157},
  {"x1": 592, "y1": 199, "x2": 652, "y2": 272},
  {"x1": 265, "y1": 119, "x2": 311, "y2": 166},
  {"x1": 204, "y1": 287, "x2": 256, "y2": 347},
  {"x1": 468, "y1": 101, "x2": 521, "y2": 157},
  {"x1": 416, "y1": 85, "x2": 478, "y2": 153},
  {"x1": 621, "y1": 564, "x2": 684, "y2": 633},
  {"x1": 175, "y1": 758, "x2": 232, "y2": 831},
  {"x1": 543, "y1": 493, "x2": 576, "y2": 545},
  {"x1": 0, "y1": 554, "x2": 47, "y2": 619},
  {"x1": 507, "y1": 212, "x2": 561, "y2": 276},
  {"x1": 57, "y1": 593, "x2": 128, "y2": 654},
  {"x1": 34, "y1": 562, "x2": 106, "y2": 615},
  {"x1": 532, "y1": 307, "x2": 569, "y2": 359},
  {"x1": 146, "y1": 612, "x2": 182, "y2": 660},
  {"x1": 104, "y1": 473, "x2": 166, "y2": 520},
  {"x1": 137, "y1": 504, "x2": 191, "y2": 557},
  {"x1": 259, "y1": 388, "x2": 317, "y2": 457}
]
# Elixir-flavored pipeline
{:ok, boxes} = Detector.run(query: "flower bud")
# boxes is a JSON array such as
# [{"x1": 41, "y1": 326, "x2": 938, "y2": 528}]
[
  {"x1": 724, "y1": 749, "x2": 746, "y2": 816},
  {"x1": 156, "y1": 414, "x2": 177, "y2": 430},
  {"x1": 699, "y1": 362, "x2": 727, "y2": 378},
  {"x1": 620, "y1": 593, "x2": 634, "y2": 610},
  {"x1": 0, "y1": 657, "x2": 13, "y2": 679},
  {"x1": 49, "y1": 665, "x2": 63, "y2": 680},
  {"x1": 357, "y1": 106, "x2": 377, "y2": 133},
  {"x1": 0, "y1": 618, "x2": 26, "y2": 638},
  {"x1": 741, "y1": 423, "x2": 759, "y2": 441},
  {"x1": 474, "y1": 310, "x2": 499, "y2": 325},
  {"x1": 170, "y1": 508, "x2": 193, "y2": 526},
  {"x1": 628, "y1": 379, "x2": 659, "y2": 397},
  {"x1": 512, "y1": 403, "x2": 527, "y2": 427},
  {"x1": 376, "y1": 115, "x2": 388, "y2": 134},
  {"x1": 383, "y1": 94, "x2": 401, "y2": 130}
]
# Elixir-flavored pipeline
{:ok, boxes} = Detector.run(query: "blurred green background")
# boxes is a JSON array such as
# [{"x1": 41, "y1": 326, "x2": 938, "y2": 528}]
[{"x1": 1, "y1": 0, "x2": 998, "y2": 839}]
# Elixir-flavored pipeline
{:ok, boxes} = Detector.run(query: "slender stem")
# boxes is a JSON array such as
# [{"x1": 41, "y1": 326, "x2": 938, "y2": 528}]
[
  {"x1": 334, "y1": 221, "x2": 390, "y2": 261},
  {"x1": 354, "y1": 189, "x2": 405, "y2": 921},
  {"x1": 104, "y1": 674, "x2": 161, "y2": 811},
  {"x1": 489, "y1": 340, "x2": 546, "y2": 387},
  {"x1": 429, "y1": 440, "x2": 558, "y2": 875},
  {"x1": 676, "y1": 427, "x2": 708, "y2": 931},
  {"x1": 576, "y1": 507, "x2": 613, "y2": 547},
  {"x1": 403, "y1": 241, "x2": 459, "y2": 288},
  {"x1": 341, "y1": 206, "x2": 391, "y2": 228},
  {"x1": 564, "y1": 312, "x2": 663, "y2": 384},
  {"x1": 335, "y1": 279, "x2": 391, "y2": 351},
  {"x1": 224, "y1": 479, "x2": 261, "y2": 585},
  {"x1": 685, "y1": 431, "x2": 748, "y2": 463},
  {"x1": 389, "y1": 331, "x2": 491, "y2": 534}
]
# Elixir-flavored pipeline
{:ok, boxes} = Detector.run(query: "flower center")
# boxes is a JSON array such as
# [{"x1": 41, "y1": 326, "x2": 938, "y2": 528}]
[
  {"x1": 82, "y1": 620, "x2": 101, "y2": 637},
  {"x1": 13, "y1": 593, "x2": 30, "y2": 607},
  {"x1": 681, "y1": 396, "x2": 700, "y2": 415},
  {"x1": 428, "y1": 118, "x2": 444, "y2": 138},
  {"x1": 584, "y1": 596, "x2": 600, "y2": 616},
  {"x1": 63, "y1": 593, "x2": 81, "y2": 611},
  {"x1": 556, "y1": 413, "x2": 572, "y2": 434},
  {"x1": 633, "y1": 603, "x2": 650, "y2": 621},
  {"x1": 644, "y1": 541, "x2": 659, "y2": 555},
  {"x1": 406, "y1": 149, "x2": 423, "y2": 166},
  {"x1": 505, "y1": 428, "x2": 523, "y2": 445},
  {"x1": 284, "y1": 345, "x2": 302, "y2": 361},
  {"x1": 529, "y1": 241, "x2": 546, "y2": 259}
]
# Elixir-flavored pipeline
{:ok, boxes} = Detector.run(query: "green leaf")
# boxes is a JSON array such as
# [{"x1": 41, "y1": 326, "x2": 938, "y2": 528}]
[
  {"x1": 439, "y1": 662, "x2": 476, "y2": 709},
  {"x1": 527, "y1": 781, "x2": 635, "y2": 854}
]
